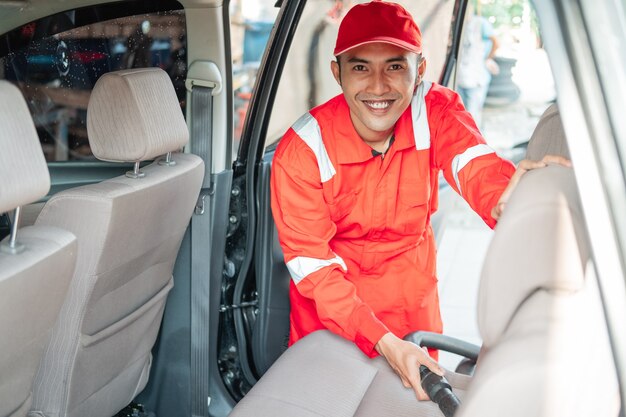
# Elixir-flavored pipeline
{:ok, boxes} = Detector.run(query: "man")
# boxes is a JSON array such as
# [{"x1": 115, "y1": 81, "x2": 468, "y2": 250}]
[{"x1": 270, "y1": 0, "x2": 567, "y2": 401}]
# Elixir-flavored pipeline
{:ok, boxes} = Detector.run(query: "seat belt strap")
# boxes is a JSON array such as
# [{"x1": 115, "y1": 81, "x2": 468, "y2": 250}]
[{"x1": 189, "y1": 84, "x2": 213, "y2": 417}]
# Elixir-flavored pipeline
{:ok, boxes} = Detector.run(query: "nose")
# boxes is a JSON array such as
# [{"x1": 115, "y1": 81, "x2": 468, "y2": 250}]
[{"x1": 367, "y1": 69, "x2": 389, "y2": 96}]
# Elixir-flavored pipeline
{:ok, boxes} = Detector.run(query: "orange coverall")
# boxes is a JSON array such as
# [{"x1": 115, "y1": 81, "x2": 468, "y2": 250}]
[{"x1": 270, "y1": 82, "x2": 515, "y2": 357}]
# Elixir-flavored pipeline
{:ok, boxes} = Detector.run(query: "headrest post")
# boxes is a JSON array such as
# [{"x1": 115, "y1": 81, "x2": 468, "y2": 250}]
[
  {"x1": 125, "y1": 161, "x2": 146, "y2": 179},
  {"x1": 158, "y1": 152, "x2": 177, "y2": 166},
  {"x1": 1, "y1": 206, "x2": 25, "y2": 255}
]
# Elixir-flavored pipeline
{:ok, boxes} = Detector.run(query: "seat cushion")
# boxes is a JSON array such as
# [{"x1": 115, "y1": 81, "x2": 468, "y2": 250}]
[{"x1": 229, "y1": 331, "x2": 469, "y2": 417}]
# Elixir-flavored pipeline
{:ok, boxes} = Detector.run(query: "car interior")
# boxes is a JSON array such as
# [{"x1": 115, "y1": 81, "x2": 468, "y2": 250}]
[{"x1": 0, "y1": 0, "x2": 625, "y2": 417}]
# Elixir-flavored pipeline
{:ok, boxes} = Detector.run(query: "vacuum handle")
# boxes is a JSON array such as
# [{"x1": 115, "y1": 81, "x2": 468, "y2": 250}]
[{"x1": 419, "y1": 365, "x2": 461, "y2": 417}]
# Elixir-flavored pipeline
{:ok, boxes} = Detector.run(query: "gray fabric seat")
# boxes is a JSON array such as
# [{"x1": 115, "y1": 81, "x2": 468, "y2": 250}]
[
  {"x1": 0, "y1": 81, "x2": 77, "y2": 417},
  {"x1": 525, "y1": 103, "x2": 570, "y2": 161},
  {"x1": 230, "y1": 330, "x2": 471, "y2": 417},
  {"x1": 229, "y1": 104, "x2": 619, "y2": 416},
  {"x1": 455, "y1": 104, "x2": 618, "y2": 416},
  {"x1": 457, "y1": 164, "x2": 618, "y2": 417},
  {"x1": 29, "y1": 68, "x2": 204, "y2": 417}
]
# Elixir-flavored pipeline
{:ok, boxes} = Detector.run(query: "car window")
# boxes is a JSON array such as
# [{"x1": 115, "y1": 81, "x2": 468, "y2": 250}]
[
  {"x1": 263, "y1": 0, "x2": 456, "y2": 147},
  {"x1": 0, "y1": 0, "x2": 185, "y2": 162},
  {"x1": 229, "y1": 0, "x2": 279, "y2": 157}
]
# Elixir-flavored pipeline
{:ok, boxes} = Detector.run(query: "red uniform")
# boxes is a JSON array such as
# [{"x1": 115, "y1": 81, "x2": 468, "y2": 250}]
[{"x1": 270, "y1": 82, "x2": 515, "y2": 357}]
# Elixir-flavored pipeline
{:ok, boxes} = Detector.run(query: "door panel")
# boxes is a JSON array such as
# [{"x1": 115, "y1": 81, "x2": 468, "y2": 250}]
[{"x1": 251, "y1": 152, "x2": 290, "y2": 375}]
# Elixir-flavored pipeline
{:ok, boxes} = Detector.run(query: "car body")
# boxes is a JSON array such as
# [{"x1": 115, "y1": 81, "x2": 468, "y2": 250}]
[{"x1": 0, "y1": 0, "x2": 625, "y2": 416}]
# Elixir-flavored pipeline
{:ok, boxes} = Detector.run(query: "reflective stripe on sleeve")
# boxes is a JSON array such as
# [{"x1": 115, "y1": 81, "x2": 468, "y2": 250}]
[
  {"x1": 292, "y1": 112, "x2": 336, "y2": 183},
  {"x1": 286, "y1": 254, "x2": 348, "y2": 285},
  {"x1": 451, "y1": 144, "x2": 496, "y2": 195},
  {"x1": 411, "y1": 81, "x2": 433, "y2": 150}
]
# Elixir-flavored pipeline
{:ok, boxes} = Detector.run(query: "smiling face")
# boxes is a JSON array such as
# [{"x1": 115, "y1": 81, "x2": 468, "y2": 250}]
[{"x1": 331, "y1": 42, "x2": 426, "y2": 144}]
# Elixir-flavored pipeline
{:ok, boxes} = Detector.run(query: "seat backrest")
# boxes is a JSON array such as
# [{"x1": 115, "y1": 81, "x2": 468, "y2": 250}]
[
  {"x1": 0, "y1": 81, "x2": 77, "y2": 417},
  {"x1": 31, "y1": 68, "x2": 204, "y2": 417},
  {"x1": 457, "y1": 106, "x2": 619, "y2": 417},
  {"x1": 525, "y1": 103, "x2": 570, "y2": 161}
]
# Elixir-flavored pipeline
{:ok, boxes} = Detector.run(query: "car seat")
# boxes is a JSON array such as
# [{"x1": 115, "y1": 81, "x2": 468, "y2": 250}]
[
  {"x1": 29, "y1": 68, "x2": 204, "y2": 417},
  {"x1": 0, "y1": 81, "x2": 76, "y2": 417}
]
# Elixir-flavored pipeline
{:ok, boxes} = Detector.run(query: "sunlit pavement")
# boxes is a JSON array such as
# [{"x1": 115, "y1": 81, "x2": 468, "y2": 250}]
[{"x1": 436, "y1": 47, "x2": 554, "y2": 371}]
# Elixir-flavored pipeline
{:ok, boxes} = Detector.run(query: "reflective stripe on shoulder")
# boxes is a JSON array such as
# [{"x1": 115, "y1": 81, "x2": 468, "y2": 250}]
[
  {"x1": 286, "y1": 254, "x2": 348, "y2": 285},
  {"x1": 411, "y1": 81, "x2": 433, "y2": 150},
  {"x1": 451, "y1": 144, "x2": 496, "y2": 195},
  {"x1": 292, "y1": 112, "x2": 336, "y2": 183}
]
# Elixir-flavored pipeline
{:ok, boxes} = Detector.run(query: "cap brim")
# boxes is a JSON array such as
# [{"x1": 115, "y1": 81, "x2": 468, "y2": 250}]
[{"x1": 334, "y1": 37, "x2": 422, "y2": 56}]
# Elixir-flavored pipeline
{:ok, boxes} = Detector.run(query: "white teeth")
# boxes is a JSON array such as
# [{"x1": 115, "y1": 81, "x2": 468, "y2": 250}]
[{"x1": 366, "y1": 101, "x2": 390, "y2": 109}]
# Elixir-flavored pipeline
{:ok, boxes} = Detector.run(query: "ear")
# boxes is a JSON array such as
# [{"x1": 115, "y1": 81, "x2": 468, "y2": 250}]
[
  {"x1": 331, "y1": 60, "x2": 341, "y2": 86},
  {"x1": 414, "y1": 57, "x2": 427, "y2": 90},
  {"x1": 418, "y1": 58, "x2": 427, "y2": 79}
]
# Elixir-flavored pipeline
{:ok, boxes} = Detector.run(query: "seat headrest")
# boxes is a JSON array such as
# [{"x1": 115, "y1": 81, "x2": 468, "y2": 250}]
[
  {"x1": 525, "y1": 103, "x2": 570, "y2": 161},
  {"x1": 87, "y1": 68, "x2": 189, "y2": 163},
  {"x1": 477, "y1": 165, "x2": 588, "y2": 347},
  {"x1": 0, "y1": 81, "x2": 50, "y2": 214}
]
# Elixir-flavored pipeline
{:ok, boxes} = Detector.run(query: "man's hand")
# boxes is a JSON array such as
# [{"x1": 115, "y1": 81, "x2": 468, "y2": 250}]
[
  {"x1": 492, "y1": 154, "x2": 572, "y2": 221},
  {"x1": 375, "y1": 332, "x2": 444, "y2": 401}
]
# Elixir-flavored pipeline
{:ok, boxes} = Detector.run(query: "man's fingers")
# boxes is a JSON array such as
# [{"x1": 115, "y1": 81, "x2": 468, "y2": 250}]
[
  {"x1": 518, "y1": 155, "x2": 572, "y2": 171},
  {"x1": 422, "y1": 355, "x2": 445, "y2": 377},
  {"x1": 405, "y1": 360, "x2": 429, "y2": 401},
  {"x1": 491, "y1": 206, "x2": 500, "y2": 221},
  {"x1": 408, "y1": 374, "x2": 429, "y2": 401},
  {"x1": 541, "y1": 154, "x2": 572, "y2": 167},
  {"x1": 414, "y1": 384, "x2": 429, "y2": 401},
  {"x1": 417, "y1": 346, "x2": 444, "y2": 376},
  {"x1": 518, "y1": 159, "x2": 546, "y2": 171},
  {"x1": 493, "y1": 155, "x2": 570, "y2": 221}
]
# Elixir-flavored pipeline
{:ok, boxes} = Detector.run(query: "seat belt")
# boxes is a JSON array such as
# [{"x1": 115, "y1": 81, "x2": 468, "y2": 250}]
[{"x1": 189, "y1": 83, "x2": 214, "y2": 417}]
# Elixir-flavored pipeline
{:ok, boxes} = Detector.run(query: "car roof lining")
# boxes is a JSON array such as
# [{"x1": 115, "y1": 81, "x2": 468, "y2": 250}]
[{"x1": 0, "y1": 0, "x2": 222, "y2": 35}]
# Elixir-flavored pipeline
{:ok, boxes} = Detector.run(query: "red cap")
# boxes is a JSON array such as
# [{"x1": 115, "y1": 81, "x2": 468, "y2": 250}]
[{"x1": 333, "y1": 1, "x2": 422, "y2": 56}]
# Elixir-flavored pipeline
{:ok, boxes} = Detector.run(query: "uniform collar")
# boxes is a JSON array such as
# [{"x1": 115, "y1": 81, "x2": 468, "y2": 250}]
[{"x1": 333, "y1": 95, "x2": 416, "y2": 164}]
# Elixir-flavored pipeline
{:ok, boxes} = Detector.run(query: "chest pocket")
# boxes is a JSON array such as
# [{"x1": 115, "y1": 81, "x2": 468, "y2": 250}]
[
  {"x1": 397, "y1": 178, "x2": 430, "y2": 236},
  {"x1": 328, "y1": 190, "x2": 358, "y2": 223}
]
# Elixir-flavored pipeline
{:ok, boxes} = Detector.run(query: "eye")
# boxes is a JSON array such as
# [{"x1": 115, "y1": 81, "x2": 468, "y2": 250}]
[
  {"x1": 352, "y1": 64, "x2": 367, "y2": 72},
  {"x1": 389, "y1": 64, "x2": 404, "y2": 71}
]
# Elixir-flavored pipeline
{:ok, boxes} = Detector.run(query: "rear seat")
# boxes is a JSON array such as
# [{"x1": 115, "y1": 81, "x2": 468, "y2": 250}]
[{"x1": 229, "y1": 105, "x2": 619, "y2": 417}]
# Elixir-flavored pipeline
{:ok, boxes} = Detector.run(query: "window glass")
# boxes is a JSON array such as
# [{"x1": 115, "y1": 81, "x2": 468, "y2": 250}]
[
  {"x1": 0, "y1": 6, "x2": 186, "y2": 162},
  {"x1": 229, "y1": 0, "x2": 279, "y2": 155},
  {"x1": 265, "y1": 0, "x2": 455, "y2": 146}
]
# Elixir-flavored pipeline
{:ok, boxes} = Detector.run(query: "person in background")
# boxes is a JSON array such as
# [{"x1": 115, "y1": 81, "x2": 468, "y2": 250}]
[{"x1": 457, "y1": 4, "x2": 500, "y2": 128}]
